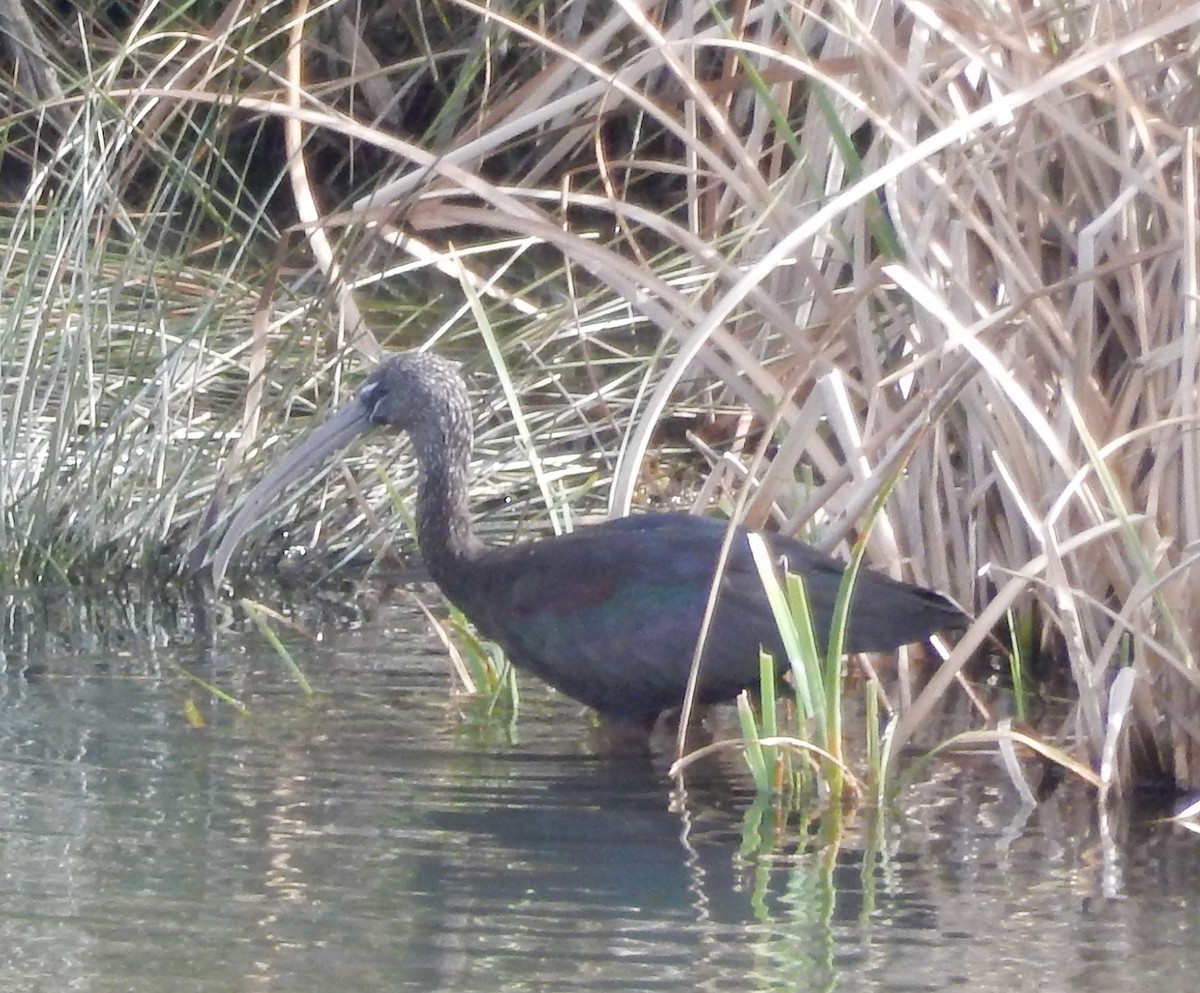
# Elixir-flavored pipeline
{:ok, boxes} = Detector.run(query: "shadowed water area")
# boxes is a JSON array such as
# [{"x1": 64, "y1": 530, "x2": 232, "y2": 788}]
[{"x1": 1, "y1": 590, "x2": 1197, "y2": 992}]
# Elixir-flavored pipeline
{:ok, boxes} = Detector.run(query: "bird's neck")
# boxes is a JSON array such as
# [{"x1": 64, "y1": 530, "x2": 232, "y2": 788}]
[{"x1": 409, "y1": 417, "x2": 485, "y2": 600}]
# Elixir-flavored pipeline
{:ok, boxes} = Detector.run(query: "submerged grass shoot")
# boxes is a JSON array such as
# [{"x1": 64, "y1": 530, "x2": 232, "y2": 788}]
[
  {"x1": 170, "y1": 663, "x2": 251, "y2": 716},
  {"x1": 446, "y1": 603, "x2": 520, "y2": 718},
  {"x1": 240, "y1": 598, "x2": 316, "y2": 699}
]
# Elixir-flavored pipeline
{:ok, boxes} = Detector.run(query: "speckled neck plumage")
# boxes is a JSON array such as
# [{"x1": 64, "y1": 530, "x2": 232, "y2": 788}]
[{"x1": 403, "y1": 366, "x2": 486, "y2": 600}]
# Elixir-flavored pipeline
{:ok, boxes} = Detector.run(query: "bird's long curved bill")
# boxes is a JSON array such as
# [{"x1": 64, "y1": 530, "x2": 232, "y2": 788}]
[{"x1": 210, "y1": 398, "x2": 373, "y2": 585}]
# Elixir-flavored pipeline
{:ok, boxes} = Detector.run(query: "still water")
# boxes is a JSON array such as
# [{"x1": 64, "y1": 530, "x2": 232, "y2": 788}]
[{"x1": 0, "y1": 591, "x2": 1197, "y2": 992}]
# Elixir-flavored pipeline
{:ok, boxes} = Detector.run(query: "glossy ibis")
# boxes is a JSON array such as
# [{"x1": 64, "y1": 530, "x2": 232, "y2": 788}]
[{"x1": 211, "y1": 351, "x2": 967, "y2": 730}]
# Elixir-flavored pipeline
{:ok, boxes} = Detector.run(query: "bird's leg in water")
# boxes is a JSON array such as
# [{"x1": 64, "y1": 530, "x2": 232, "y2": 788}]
[
  {"x1": 586, "y1": 713, "x2": 660, "y2": 755},
  {"x1": 585, "y1": 706, "x2": 716, "y2": 756},
  {"x1": 660, "y1": 704, "x2": 716, "y2": 753}
]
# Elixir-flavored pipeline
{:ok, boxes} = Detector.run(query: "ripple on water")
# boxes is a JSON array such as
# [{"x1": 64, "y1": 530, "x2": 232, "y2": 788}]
[{"x1": 1, "y1": 599, "x2": 1198, "y2": 992}]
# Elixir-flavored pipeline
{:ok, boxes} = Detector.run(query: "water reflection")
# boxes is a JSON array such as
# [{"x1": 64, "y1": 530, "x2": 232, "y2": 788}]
[{"x1": 0, "y1": 591, "x2": 1198, "y2": 992}]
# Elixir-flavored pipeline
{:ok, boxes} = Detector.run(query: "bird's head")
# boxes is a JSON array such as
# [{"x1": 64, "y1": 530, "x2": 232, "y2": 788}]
[
  {"x1": 209, "y1": 350, "x2": 468, "y2": 584},
  {"x1": 357, "y1": 351, "x2": 468, "y2": 435}
]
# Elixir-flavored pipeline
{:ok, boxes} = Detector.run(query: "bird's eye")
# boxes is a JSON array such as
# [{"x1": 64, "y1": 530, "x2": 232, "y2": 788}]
[{"x1": 359, "y1": 382, "x2": 390, "y2": 424}]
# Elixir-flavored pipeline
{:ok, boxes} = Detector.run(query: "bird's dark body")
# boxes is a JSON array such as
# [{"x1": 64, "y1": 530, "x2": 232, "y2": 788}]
[
  {"x1": 213, "y1": 351, "x2": 968, "y2": 728},
  {"x1": 443, "y1": 514, "x2": 963, "y2": 720}
]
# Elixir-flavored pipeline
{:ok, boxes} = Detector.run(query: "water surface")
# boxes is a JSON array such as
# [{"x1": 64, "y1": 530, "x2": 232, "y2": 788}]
[{"x1": 0, "y1": 592, "x2": 1196, "y2": 992}]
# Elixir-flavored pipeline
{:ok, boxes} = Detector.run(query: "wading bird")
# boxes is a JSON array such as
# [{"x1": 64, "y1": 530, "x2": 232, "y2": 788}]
[{"x1": 211, "y1": 351, "x2": 968, "y2": 734}]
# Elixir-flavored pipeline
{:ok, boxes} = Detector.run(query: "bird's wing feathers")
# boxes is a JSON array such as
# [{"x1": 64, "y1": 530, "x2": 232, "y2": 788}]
[
  {"x1": 459, "y1": 514, "x2": 962, "y2": 719},
  {"x1": 463, "y1": 516, "x2": 819, "y2": 716}
]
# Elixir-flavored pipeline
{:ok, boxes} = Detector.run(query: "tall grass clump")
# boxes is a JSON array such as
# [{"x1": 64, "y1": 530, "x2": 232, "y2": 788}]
[
  {"x1": 671, "y1": 536, "x2": 865, "y2": 814},
  {"x1": 3, "y1": 1, "x2": 1200, "y2": 797}
]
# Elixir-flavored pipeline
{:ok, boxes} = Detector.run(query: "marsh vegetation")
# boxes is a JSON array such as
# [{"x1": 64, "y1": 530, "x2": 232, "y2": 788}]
[{"x1": 3, "y1": 0, "x2": 1200, "y2": 805}]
